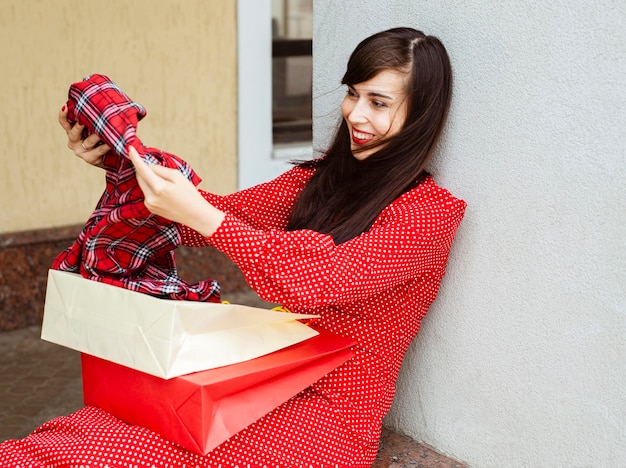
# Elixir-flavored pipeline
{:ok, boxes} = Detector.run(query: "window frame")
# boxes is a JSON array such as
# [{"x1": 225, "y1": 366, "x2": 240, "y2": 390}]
[{"x1": 237, "y1": 0, "x2": 311, "y2": 190}]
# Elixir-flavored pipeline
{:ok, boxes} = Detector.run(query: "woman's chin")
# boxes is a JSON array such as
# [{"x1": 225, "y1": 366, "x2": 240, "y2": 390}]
[{"x1": 351, "y1": 147, "x2": 375, "y2": 161}]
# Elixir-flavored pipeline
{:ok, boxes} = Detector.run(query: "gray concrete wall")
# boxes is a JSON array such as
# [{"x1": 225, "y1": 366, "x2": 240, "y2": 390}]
[{"x1": 313, "y1": 1, "x2": 626, "y2": 466}]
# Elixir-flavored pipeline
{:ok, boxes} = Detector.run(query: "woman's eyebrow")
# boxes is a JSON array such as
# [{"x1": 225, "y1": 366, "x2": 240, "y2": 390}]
[
  {"x1": 367, "y1": 91, "x2": 393, "y2": 100},
  {"x1": 347, "y1": 84, "x2": 395, "y2": 100}
]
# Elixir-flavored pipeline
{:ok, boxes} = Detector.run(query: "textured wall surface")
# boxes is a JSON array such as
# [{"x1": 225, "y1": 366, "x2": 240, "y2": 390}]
[
  {"x1": 314, "y1": 1, "x2": 626, "y2": 466},
  {"x1": 0, "y1": 0, "x2": 237, "y2": 233}
]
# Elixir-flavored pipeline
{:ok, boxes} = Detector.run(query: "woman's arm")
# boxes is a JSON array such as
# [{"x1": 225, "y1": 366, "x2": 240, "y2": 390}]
[
  {"x1": 178, "y1": 165, "x2": 313, "y2": 247},
  {"x1": 186, "y1": 184, "x2": 466, "y2": 309},
  {"x1": 130, "y1": 149, "x2": 465, "y2": 309}
]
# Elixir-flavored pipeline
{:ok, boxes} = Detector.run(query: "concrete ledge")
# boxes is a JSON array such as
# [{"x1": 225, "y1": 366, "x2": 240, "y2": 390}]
[{"x1": 374, "y1": 427, "x2": 465, "y2": 467}]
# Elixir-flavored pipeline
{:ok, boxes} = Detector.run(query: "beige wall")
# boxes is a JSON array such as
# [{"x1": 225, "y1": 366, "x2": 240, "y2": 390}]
[{"x1": 0, "y1": 0, "x2": 237, "y2": 234}]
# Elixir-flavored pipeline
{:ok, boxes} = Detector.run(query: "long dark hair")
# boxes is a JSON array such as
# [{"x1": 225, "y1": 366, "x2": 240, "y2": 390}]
[{"x1": 286, "y1": 28, "x2": 453, "y2": 244}]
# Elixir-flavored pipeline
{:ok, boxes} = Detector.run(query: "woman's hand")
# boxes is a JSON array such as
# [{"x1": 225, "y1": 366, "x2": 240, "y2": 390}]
[
  {"x1": 59, "y1": 106, "x2": 110, "y2": 167},
  {"x1": 128, "y1": 146, "x2": 225, "y2": 237}
]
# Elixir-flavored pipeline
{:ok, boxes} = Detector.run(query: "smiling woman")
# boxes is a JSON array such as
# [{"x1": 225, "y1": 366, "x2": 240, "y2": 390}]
[
  {"x1": 0, "y1": 27, "x2": 464, "y2": 468},
  {"x1": 287, "y1": 28, "x2": 453, "y2": 245},
  {"x1": 342, "y1": 69, "x2": 409, "y2": 160}
]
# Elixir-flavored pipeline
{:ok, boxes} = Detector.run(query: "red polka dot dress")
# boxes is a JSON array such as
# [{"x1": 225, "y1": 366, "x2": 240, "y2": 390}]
[{"x1": 0, "y1": 166, "x2": 466, "y2": 468}]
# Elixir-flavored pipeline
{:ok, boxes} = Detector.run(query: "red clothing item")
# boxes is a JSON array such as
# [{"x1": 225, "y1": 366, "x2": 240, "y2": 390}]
[
  {"x1": 52, "y1": 74, "x2": 219, "y2": 302},
  {"x1": 0, "y1": 167, "x2": 466, "y2": 467}
]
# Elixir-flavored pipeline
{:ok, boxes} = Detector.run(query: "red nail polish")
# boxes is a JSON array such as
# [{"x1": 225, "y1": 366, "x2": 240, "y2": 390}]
[{"x1": 61, "y1": 105, "x2": 66, "y2": 112}]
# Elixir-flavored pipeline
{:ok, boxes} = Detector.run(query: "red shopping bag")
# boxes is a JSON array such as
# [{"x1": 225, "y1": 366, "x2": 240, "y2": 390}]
[{"x1": 81, "y1": 328, "x2": 355, "y2": 455}]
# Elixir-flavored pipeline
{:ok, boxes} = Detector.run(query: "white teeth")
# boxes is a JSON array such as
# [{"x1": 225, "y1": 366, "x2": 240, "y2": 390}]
[{"x1": 353, "y1": 130, "x2": 373, "y2": 140}]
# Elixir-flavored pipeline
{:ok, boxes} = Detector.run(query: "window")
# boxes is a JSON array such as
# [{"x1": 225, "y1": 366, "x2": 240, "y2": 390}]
[
  {"x1": 237, "y1": 0, "x2": 313, "y2": 189},
  {"x1": 271, "y1": 0, "x2": 313, "y2": 150}
]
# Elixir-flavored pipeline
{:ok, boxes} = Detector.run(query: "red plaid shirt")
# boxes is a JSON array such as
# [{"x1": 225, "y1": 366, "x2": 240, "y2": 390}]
[{"x1": 52, "y1": 74, "x2": 220, "y2": 302}]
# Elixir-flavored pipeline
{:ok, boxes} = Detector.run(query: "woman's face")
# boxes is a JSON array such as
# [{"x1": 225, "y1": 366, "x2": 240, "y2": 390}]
[{"x1": 341, "y1": 69, "x2": 409, "y2": 160}]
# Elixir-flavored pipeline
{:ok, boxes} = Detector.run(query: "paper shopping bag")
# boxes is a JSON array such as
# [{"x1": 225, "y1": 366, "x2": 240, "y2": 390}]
[
  {"x1": 42, "y1": 269, "x2": 319, "y2": 378},
  {"x1": 81, "y1": 328, "x2": 355, "y2": 455}
]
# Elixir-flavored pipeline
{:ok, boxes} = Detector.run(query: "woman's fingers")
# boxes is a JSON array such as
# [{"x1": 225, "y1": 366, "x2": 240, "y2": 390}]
[
  {"x1": 58, "y1": 107, "x2": 85, "y2": 146},
  {"x1": 128, "y1": 146, "x2": 163, "y2": 198},
  {"x1": 81, "y1": 133, "x2": 102, "y2": 149},
  {"x1": 74, "y1": 135, "x2": 109, "y2": 167},
  {"x1": 129, "y1": 146, "x2": 180, "y2": 220},
  {"x1": 58, "y1": 107, "x2": 72, "y2": 132},
  {"x1": 82, "y1": 146, "x2": 109, "y2": 167},
  {"x1": 129, "y1": 146, "x2": 182, "y2": 185},
  {"x1": 128, "y1": 146, "x2": 150, "y2": 180},
  {"x1": 128, "y1": 146, "x2": 151, "y2": 177},
  {"x1": 60, "y1": 107, "x2": 86, "y2": 152},
  {"x1": 67, "y1": 124, "x2": 85, "y2": 149},
  {"x1": 59, "y1": 105, "x2": 109, "y2": 166}
]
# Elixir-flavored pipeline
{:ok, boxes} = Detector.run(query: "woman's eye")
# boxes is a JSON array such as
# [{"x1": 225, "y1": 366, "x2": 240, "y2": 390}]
[
  {"x1": 372, "y1": 101, "x2": 387, "y2": 108},
  {"x1": 347, "y1": 89, "x2": 358, "y2": 98}
]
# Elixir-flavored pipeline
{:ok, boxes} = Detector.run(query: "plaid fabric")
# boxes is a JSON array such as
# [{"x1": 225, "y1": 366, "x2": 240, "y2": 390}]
[{"x1": 52, "y1": 74, "x2": 220, "y2": 302}]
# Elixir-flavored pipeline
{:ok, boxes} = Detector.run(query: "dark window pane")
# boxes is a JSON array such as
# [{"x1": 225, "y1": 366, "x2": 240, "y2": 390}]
[{"x1": 271, "y1": 0, "x2": 312, "y2": 146}]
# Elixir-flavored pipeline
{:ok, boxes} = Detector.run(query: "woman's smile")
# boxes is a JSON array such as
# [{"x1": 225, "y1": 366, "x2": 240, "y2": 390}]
[
  {"x1": 351, "y1": 127, "x2": 375, "y2": 145},
  {"x1": 341, "y1": 69, "x2": 408, "y2": 160}
]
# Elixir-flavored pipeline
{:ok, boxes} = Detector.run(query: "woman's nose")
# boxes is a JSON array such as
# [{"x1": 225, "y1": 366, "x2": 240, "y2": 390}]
[{"x1": 347, "y1": 99, "x2": 368, "y2": 124}]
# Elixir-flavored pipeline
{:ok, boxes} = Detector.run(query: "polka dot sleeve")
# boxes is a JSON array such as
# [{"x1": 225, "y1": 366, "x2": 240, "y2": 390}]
[
  {"x1": 181, "y1": 166, "x2": 312, "y2": 244},
  {"x1": 182, "y1": 176, "x2": 466, "y2": 309}
]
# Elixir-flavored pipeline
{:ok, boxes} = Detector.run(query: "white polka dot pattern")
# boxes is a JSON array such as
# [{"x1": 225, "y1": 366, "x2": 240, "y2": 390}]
[{"x1": 0, "y1": 167, "x2": 466, "y2": 467}]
